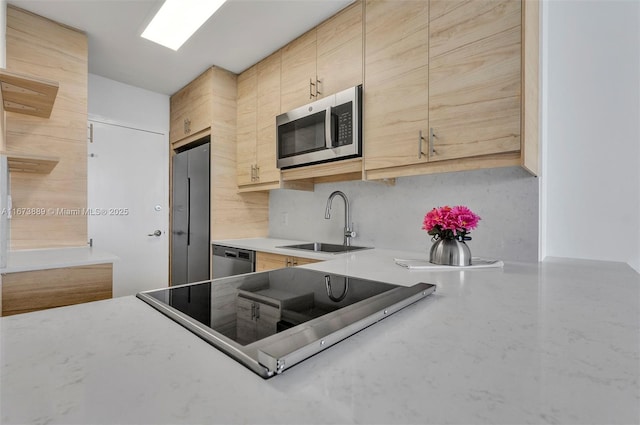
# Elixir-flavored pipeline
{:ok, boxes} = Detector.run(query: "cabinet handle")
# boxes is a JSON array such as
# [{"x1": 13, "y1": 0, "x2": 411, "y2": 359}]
[
  {"x1": 250, "y1": 165, "x2": 254, "y2": 181},
  {"x1": 418, "y1": 130, "x2": 426, "y2": 159},
  {"x1": 255, "y1": 165, "x2": 260, "y2": 181},
  {"x1": 254, "y1": 303, "x2": 260, "y2": 319},
  {"x1": 184, "y1": 118, "x2": 191, "y2": 135},
  {"x1": 286, "y1": 257, "x2": 292, "y2": 267},
  {"x1": 315, "y1": 77, "x2": 321, "y2": 97},
  {"x1": 429, "y1": 127, "x2": 437, "y2": 156},
  {"x1": 309, "y1": 79, "x2": 315, "y2": 99},
  {"x1": 292, "y1": 259, "x2": 298, "y2": 267}
]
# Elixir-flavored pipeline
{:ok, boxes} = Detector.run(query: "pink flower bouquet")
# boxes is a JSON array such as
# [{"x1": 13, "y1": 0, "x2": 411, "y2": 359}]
[{"x1": 422, "y1": 205, "x2": 481, "y2": 241}]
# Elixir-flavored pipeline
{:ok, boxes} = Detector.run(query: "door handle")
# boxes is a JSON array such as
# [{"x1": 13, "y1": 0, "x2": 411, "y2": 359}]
[{"x1": 148, "y1": 230, "x2": 161, "y2": 237}]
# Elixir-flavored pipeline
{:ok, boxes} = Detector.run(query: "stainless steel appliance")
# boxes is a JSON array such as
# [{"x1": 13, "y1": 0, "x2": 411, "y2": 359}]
[
  {"x1": 276, "y1": 85, "x2": 362, "y2": 169},
  {"x1": 212, "y1": 245, "x2": 255, "y2": 278},
  {"x1": 137, "y1": 267, "x2": 435, "y2": 378},
  {"x1": 172, "y1": 141, "x2": 210, "y2": 285}
]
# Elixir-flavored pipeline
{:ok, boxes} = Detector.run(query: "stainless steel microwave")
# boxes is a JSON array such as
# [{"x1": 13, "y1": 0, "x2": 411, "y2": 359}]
[{"x1": 276, "y1": 85, "x2": 362, "y2": 169}]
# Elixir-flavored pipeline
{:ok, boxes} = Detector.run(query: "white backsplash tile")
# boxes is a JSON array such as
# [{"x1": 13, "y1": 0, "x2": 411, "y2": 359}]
[{"x1": 269, "y1": 167, "x2": 538, "y2": 262}]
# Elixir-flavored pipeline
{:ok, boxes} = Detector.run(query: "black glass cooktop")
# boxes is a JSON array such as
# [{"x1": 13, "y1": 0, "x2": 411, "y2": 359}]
[{"x1": 138, "y1": 267, "x2": 435, "y2": 377}]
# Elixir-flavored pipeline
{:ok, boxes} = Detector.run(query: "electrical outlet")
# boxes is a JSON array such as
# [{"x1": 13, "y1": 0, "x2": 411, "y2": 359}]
[{"x1": 281, "y1": 212, "x2": 288, "y2": 226}]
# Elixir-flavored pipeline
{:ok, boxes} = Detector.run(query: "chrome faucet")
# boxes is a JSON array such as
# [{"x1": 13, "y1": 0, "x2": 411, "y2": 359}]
[{"x1": 325, "y1": 190, "x2": 356, "y2": 246}]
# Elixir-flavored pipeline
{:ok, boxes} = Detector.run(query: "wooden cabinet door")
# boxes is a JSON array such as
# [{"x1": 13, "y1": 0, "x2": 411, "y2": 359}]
[
  {"x1": 236, "y1": 296, "x2": 257, "y2": 344},
  {"x1": 255, "y1": 251, "x2": 321, "y2": 272},
  {"x1": 256, "y1": 51, "x2": 282, "y2": 185},
  {"x1": 363, "y1": 0, "x2": 429, "y2": 171},
  {"x1": 255, "y1": 302, "x2": 280, "y2": 340},
  {"x1": 280, "y1": 29, "x2": 317, "y2": 112},
  {"x1": 316, "y1": 0, "x2": 363, "y2": 98},
  {"x1": 1, "y1": 264, "x2": 113, "y2": 316},
  {"x1": 237, "y1": 296, "x2": 280, "y2": 343},
  {"x1": 256, "y1": 251, "x2": 287, "y2": 272},
  {"x1": 236, "y1": 65, "x2": 257, "y2": 187},
  {"x1": 170, "y1": 69, "x2": 212, "y2": 143},
  {"x1": 428, "y1": 0, "x2": 521, "y2": 161},
  {"x1": 292, "y1": 256, "x2": 320, "y2": 267}
]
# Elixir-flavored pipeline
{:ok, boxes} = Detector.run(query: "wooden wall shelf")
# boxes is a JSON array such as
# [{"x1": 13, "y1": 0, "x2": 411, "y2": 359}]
[
  {"x1": 3, "y1": 152, "x2": 59, "y2": 174},
  {"x1": 0, "y1": 69, "x2": 59, "y2": 118}
]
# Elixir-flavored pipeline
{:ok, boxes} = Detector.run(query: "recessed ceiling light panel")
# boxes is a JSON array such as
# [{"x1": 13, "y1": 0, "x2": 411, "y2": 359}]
[{"x1": 141, "y1": 0, "x2": 227, "y2": 51}]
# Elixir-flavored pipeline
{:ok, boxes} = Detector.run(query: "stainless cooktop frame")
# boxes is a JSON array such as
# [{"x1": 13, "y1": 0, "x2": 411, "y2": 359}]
[{"x1": 137, "y1": 275, "x2": 435, "y2": 378}]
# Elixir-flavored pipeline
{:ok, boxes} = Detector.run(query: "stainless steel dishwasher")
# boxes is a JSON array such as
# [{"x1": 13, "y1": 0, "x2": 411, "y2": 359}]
[{"x1": 212, "y1": 245, "x2": 255, "y2": 278}]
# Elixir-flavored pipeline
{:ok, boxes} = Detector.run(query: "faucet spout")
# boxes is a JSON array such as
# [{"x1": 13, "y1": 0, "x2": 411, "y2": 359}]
[{"x1": 325, "y1": 191, "x2": 356, "y2": 246}]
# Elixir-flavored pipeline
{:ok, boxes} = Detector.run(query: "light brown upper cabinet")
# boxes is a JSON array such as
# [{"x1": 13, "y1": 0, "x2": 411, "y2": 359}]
[
  {"x1": 316, "y1": 1, "x2": 364, "y2": 100},
  {"x1": 364, "y1": 0, "x2": 528, "y2": 179},
  {"x1": 281, "y1": 0, "x2": 363, "y2": 113},
  {"x1": 363, "y1": 0, "x2": 429, "y2": 171},
  {"x1": 428, "y1": 0, "x2": 521, "y2": 161},
  {"x1": 256, "y1": 52, "x2": 282, "y2": 186},
  {"x1": 280, "y1": 30, "x2": 318, "y2": 113},
  {"x1": 170, "y1": 70, "x2": 213, "y2": 144},
  {"x1": 237, "y1": 51, "x2": 283, "y2": 191},
  {"x1": 237, "y1": 65, "x2": 258, "y2": 187}
]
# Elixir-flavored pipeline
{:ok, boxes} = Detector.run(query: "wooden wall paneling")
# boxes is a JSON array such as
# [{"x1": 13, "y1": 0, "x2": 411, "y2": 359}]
[
  {"x1": 1, "y1": 263, "x2": 113, "y2": 316},
  {"x1": 0, "y1": 88, "x2": 5, "y2": 152},
  {"x1": 210, "y1": 67, "x2": 269, "y2": 240},
  {"x1": 6, "y1": 6, "x2": 88, "y2": 249}
]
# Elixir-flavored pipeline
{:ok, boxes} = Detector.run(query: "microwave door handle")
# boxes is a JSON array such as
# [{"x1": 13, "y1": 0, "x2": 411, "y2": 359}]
[{"x1": 325, "y1": 107, "x2": 334, "y2": 149}]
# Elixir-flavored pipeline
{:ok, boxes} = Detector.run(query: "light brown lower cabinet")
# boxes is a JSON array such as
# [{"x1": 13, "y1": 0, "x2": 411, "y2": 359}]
[
  {"x1": 255, "y1": 251, "x2": 320, "y2": 272},
  {"x1": 1, "y1": 263, "x2": 113, "y2": 316},
  {"x1": 236, "y1": 295, "x2": 280, "y2": 345}
]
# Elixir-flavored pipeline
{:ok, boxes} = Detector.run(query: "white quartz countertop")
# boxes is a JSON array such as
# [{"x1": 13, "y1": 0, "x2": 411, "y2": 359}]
[
  {"x1": 0, "y1": 246, "x2": 118, "y2": 273},
  {"x1": 1, "y1": 247, "x2": 639, "y2": 424}
]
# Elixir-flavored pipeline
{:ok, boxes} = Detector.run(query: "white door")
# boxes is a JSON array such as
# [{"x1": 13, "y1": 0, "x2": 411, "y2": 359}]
[{"x1": 88, "y1": 120, "x2": 169, "y2": 297}]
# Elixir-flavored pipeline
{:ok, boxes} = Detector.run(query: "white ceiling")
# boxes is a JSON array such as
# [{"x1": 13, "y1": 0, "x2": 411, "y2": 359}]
[{"x1": 7, "y1": 0, "x2": 353, "y2": 95}]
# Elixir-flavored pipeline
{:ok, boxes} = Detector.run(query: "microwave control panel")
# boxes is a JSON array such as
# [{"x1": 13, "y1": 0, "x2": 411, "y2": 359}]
[{"x1": 332, "y1": 102, "x2": 353, "y2": 147}]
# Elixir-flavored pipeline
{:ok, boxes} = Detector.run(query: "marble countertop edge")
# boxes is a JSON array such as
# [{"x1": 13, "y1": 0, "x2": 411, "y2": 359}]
[{"x1": 0, "y1": 246, "x2": 118, "y2": 274}]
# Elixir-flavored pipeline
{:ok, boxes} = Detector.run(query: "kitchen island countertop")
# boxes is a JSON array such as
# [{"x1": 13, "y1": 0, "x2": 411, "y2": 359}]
[{"x1": 1, "y1": 247, "x2": 638, "y2": 424}]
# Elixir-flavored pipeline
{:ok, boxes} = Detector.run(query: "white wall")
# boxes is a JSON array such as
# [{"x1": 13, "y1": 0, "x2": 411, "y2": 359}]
[
  {"x1": 88, "y1": 73, "x2": 169, "y2": 134},
  {"x1": 270, "y1": 167, "x2": 539, "y2": 262},
  {"x1": 541, "y1": 0, "x2": 640, "y2": 272}
]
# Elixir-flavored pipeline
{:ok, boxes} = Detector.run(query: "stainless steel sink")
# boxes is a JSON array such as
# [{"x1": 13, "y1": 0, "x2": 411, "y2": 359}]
[{"x1": 278, "y1": 242, "x2": 372, "y2": 253}]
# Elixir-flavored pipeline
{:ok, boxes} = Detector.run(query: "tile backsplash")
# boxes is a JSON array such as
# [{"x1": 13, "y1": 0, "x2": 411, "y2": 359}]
[{"x1": 269, "y1": 167, "x2": 538, "y2": 262}]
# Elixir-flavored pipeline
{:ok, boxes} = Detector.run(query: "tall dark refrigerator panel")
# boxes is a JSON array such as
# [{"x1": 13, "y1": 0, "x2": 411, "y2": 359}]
[{"x1": 172, "y1": 142, "x2": 210, "y2": 285}]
